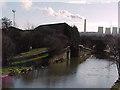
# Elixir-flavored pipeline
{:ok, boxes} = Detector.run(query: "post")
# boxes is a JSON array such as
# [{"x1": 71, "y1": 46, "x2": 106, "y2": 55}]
[
  {"x1": 67, "y1": 50, "x2": 70, "y2": 59},
  {"x1": 12, "y1": 10, "x2": 16, "y2": 26},
  {"x1": 70, "y1": 45, "x2": 79, "y2": 58}
]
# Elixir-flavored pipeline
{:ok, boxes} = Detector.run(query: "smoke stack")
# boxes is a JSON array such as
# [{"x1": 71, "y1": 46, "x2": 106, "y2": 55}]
[{"x1": 84, "y1": 19, "x2": 86, "y2": 32}]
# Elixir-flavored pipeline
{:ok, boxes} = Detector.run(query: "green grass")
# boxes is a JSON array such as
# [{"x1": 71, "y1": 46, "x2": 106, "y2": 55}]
[
  {"x1": 12, "y1": 53, "x2": 48, "y2": 65},
  {"x1": 21, "y1": 48, "x2": 46, "y2": 55},
  {"x1": 12, "y1": 48, "x2": 47, "y2": 59},
  {"x1": 2, "y1": 48, "x2": 49, "y2": 75},
  {"x1": 2, "y1": 66, "x2": 31, "y2": 74},
  {"x1": 2, "y1": 53, "x2": 48, "y2": 74}
]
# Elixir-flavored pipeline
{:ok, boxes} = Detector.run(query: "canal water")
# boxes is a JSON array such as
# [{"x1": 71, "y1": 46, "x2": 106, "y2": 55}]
[{"x1": 2, "y1": 55, "x2": 118, "y2": 88}]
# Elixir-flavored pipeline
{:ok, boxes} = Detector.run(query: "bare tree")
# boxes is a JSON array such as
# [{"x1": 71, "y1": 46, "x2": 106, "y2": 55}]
[
  {"x1": 1, "y1": 17, "x2": 12, "y2": 29},
  {"x1": 24, "y1": 23, "x2": 36, "y2": 30}
]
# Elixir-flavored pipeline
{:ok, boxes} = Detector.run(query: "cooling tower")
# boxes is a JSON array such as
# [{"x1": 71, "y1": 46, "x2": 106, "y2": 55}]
[
  {"x1": 112, "y1": 27, "x2": 117, "y2": 35},
  {"x1": 98, "y1": 27, "x2": 103, "y2": 34},
  {"x1": 105, "y1": 28, "x2": 111, "y2": 34}
]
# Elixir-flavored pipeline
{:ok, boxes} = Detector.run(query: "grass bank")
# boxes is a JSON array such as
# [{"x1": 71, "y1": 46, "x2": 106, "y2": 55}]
[
  {"x1": 2, "y1": 48, "x2": 49, "y2": 74},
  {"x1": 11, "y1": 53, "x2": 48, "y2": 65},
  {"x1": 2, "y1": 66, "x2": 31, "y2": 75},
  {"x1": 10, "y1": 48, "x2": 47, "y2": 59}
]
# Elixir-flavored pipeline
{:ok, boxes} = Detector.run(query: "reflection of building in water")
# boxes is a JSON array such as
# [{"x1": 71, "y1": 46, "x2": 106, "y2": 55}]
[
  {"x1": 112, "y1": 27, "x2": 117, "y2": 35},
  {"x1": 105, "y1": 28, "x2": 111, "y2": 34}
]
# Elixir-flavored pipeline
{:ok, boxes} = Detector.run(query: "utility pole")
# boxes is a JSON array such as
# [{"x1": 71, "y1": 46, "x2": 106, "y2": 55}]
[{"x1": 12, "y1": 10, "x2": 16, "y2": 26}]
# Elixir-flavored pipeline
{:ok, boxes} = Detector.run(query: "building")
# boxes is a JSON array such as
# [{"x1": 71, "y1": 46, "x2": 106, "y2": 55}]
[
  {"x1": 105, "y1": 28, "x2": 111, "y2": 34},
  {"x1": 80, "y1": 32, "x2": 99, "y2": 36},
  {"x1": 112, "y1": 27, "x2": 118, "y2": 35},
  {"x1": 98, "y1": 27, "x2": 103, "y2": 34}
]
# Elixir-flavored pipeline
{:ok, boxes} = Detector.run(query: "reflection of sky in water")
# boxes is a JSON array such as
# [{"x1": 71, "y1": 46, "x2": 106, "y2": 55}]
[
  {"x1": 3, "y1": 56, "x2": 118, "y2": 88},
  {"x1": 75, "y1": 57, "x2": 118, "y2": 88}
]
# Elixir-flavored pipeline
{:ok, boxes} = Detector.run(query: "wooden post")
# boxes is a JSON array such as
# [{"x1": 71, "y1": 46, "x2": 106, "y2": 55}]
[
  {"x1": 67, "y1": 50, "x2": 70, "y2": 59},
  {"x1": 70, "y1": 45, "x2": 79, "y2": 58}
]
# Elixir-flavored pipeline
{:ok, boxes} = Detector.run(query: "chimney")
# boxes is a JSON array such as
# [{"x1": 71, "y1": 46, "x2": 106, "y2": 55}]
[{"x1": 84, "y1": 19, "x2": 86, "y2": 32}]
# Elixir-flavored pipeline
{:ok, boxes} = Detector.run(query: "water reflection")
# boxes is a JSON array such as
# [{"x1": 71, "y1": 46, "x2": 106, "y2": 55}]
[
  {"x1": 2, "y1": 75, "x2": 14, "y2": 88},
  {"x1": 2, "y1": 56, "x2": 118, "y2": 88},
  {"x1": 113, "y1": 80, "x2": 120, "y2": 89},
  {"x1": 94, "y1": 52, "x2": 107, "y2": 59}
]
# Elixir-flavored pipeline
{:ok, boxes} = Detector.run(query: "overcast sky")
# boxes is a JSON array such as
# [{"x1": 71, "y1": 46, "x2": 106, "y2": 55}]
[{"x1": 0, "y1": 0, "x2": 119, "y2": 32}]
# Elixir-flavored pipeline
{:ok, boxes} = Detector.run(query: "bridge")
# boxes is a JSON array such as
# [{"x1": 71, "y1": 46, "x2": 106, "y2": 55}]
[{"x1": 63, "y1": 45, "x2": 92, "y2": 59}]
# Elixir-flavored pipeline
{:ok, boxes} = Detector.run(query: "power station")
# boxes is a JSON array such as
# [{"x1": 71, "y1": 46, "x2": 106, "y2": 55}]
[
  {"x1": 105, "y1": 28, "x2": 111, "y2": 34},
  {"x1": 84, "y1": 19, "x2": 86, "y2": 32},
  {"x1": 98, "y1": 27, "x2": 103, "y2": 34},
  {"x1": 112, "y1": 27, "x2": 118, "y2": 35}
]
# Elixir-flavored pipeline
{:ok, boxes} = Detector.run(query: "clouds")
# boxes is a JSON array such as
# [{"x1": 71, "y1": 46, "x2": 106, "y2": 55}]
[
  {"x1": 66, "y1": 0, "x2": 87, "y2": 4},
  {"x1": 1, "y1": 0, "x2": 85, "y2": 19},
  {"x1": 18, "y1": 0, "x2": 85, "y2": 19},
  {"x1": 0, "y1": 0, "x2": 33, "y2": 10},
  {"x1": 67, "y1": 0, "x2": 119, "y2": 4},
  {"x1": 18, "y1": 0, "x2": 119, "y2": 11},
  {"x1": 1, "y1": 0, "x2": 118, "y2": 10},
  {"x1": 21, "y1": 0, "x2": 118, "y2": 3},
  {"x1": 39, "y1": 7, "x2": 85, "y2": 19},
  {"x1": 0, "y1": 0, "x2": 7, "y2": 8},
  {"x1": 19, "y1": 0, "x2": 33, "y2": 10}
]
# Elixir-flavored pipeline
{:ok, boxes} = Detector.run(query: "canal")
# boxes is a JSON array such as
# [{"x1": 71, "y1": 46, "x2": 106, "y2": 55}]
[{"x1": 2, "y1": 55, "x2": 118, "y2": 88}]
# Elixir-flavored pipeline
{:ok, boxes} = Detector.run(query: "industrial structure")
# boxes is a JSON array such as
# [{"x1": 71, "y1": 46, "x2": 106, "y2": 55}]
[
  {"x1": 105, "y1": 28, "x2": 111, "y2": 34},
  {"x1": 84, "y1": 19, "x2": 86, "y2": 32},
  {"x1": 112, "y1": 27, "x2": 118, "y2": 35},
  {"x1": 98, "y1": 27, "x2": 103, "y2": 35},
  {"x1": 80, "y1": 1, "x2": 120, "y2": 36},
  {"x1": 12, "y1": 10, "x2": 16, "y2": 27},
  {"x1": 81, "y1": 26, "x2": 119, "y2": 36}
]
